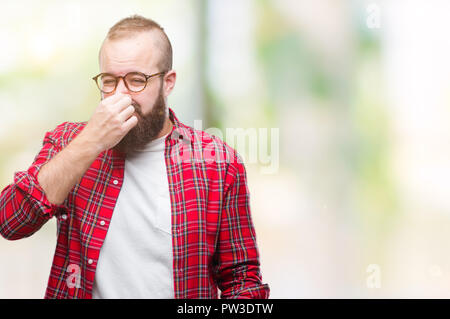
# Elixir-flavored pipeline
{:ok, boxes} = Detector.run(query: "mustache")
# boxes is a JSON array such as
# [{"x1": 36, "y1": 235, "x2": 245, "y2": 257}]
[{"x1": 131, "y1": 101, "x2": 144, "y2": 117}]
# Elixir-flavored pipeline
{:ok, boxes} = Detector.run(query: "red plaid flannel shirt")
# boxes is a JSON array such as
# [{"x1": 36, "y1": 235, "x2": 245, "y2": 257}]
[{"x1": 0, "y1": 108, "x2": 269, "y2": 299}]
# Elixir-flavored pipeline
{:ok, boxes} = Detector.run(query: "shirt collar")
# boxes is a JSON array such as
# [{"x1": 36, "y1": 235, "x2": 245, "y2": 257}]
[{"x1": 166, "y1": 107, "x2": 193, "y2": 146}]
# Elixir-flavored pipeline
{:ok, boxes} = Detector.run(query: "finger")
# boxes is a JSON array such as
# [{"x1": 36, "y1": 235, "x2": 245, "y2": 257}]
[
  {"x1": 112, "y1": 95, "x2": 133, "y2": 112},
  {"x1": 122, "y1": 115, "x2": 138, "y2": 133},
  {"x1": 103, "y1": 92, "x2": 128, "y2": 105},
  {"x1": 118, "y1": 105, "x2": 135, "y2": 122}
]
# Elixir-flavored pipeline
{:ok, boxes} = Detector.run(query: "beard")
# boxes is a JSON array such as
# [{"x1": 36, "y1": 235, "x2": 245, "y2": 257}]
[{"x1": 112, "y1": 83, "x2": 167, "y2": 156}]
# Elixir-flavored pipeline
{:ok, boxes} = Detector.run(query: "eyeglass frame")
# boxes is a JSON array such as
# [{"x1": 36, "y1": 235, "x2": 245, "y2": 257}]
[{"x1": 92, "y1": 70, "x2": 168, "y2": 93}]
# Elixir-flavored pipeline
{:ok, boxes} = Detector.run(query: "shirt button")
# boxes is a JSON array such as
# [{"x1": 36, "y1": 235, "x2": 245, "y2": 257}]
[
  {"x1": 88, "y1": 259, "x2": 94, "y2": 265},
  {"x1": 99, "y1": 220, "x2": 106, "y2": 226},
  {"x1": 61, "y1": 214, "x2": 67, "y2": 220},
  {"x1": 113, "y1": 179, "x2": 119, "y2": 185}
]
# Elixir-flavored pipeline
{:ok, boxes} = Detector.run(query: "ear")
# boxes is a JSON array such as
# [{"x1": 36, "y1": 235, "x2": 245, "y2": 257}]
[{"x1": 163, "y1": 70, "x2": 176, "y2": 98}]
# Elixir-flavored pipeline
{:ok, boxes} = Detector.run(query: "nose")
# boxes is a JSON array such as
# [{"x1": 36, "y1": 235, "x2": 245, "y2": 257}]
[{"x1": 116, "y1": 77, "x2": 130, "y2": 94}]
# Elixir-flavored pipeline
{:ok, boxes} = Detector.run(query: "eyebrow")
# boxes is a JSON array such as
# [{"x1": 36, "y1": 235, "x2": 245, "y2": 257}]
[{"x1": 101, "y1": 70, "x2": 147, "y2": 76}]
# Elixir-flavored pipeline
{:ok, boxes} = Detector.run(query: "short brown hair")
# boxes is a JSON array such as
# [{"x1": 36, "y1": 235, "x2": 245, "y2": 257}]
[{"x1": 101, "y1": 15, "x2": 173, "y2": 72}]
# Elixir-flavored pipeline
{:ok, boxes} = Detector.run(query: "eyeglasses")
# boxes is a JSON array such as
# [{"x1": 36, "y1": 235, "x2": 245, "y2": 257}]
[{"x1": 92, "y1": 71, "x2": 167, "y2": 93}]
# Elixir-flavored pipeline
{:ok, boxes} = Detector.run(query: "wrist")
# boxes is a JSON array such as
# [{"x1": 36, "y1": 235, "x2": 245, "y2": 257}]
[{"x1": 73, "y1": 130, "x2": 104, "y2": 157}]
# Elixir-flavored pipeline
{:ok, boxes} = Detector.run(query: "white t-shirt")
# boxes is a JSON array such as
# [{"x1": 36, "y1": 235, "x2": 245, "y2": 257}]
[{"x1": 92, "y1": 133, "x2": 174, "y2": 298}]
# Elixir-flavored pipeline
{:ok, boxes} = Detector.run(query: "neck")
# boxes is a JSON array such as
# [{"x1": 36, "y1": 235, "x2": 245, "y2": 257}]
[{"x1": 156, "y1": 114, "x2": 173, "y2": 139}]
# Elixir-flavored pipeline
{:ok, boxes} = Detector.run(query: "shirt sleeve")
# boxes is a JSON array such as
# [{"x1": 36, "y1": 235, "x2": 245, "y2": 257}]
[
  {"x1": 214, "y1": 155, "x2": 270, "y2": 299},
  {"x1": 0, "y1": 124, "x2": 68, "y2": 240}
]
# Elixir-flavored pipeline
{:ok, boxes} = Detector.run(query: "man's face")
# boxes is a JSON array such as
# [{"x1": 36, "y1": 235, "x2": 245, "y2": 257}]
[{"x1": 99, "y1": 31, "x2": 168, "y2": 155}]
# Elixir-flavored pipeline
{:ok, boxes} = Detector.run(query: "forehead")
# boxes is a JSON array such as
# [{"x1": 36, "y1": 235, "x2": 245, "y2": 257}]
[{"x1": 99, "y1": 31, "x2": 160, "y2": 74}]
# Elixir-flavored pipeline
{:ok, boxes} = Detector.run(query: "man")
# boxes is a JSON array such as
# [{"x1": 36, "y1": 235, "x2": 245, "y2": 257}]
[{"x1": 0, "y1": 15, "x2": 269, "y2": 299}]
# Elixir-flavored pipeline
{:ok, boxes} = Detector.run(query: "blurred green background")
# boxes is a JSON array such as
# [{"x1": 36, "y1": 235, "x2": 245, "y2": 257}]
[{"x1": 2, "y1": 0, "x2": 450, "y2": 298}]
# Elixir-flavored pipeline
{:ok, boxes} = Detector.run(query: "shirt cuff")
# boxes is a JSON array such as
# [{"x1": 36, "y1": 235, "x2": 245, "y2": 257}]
[{"x1": 14, "y1": 167, "x2": 66, "y2": 218}]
